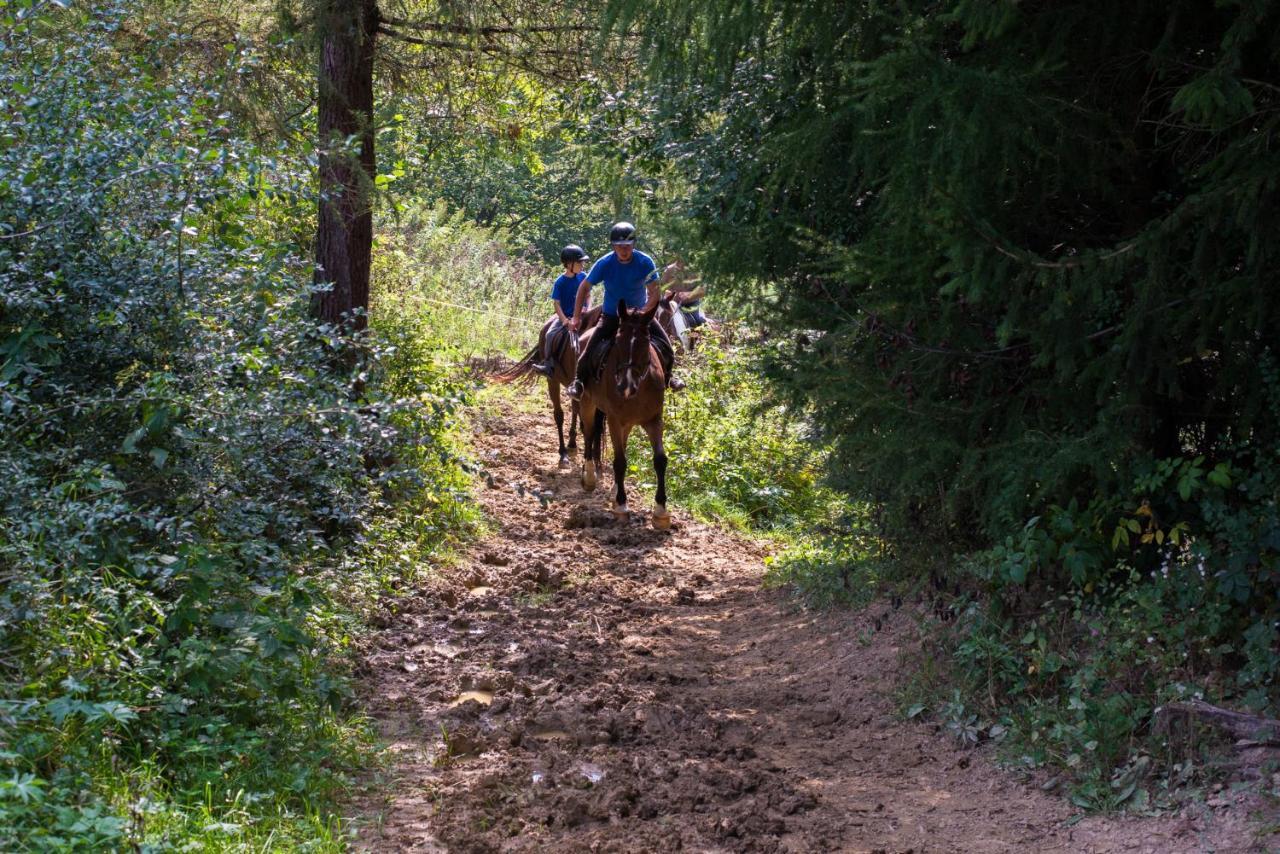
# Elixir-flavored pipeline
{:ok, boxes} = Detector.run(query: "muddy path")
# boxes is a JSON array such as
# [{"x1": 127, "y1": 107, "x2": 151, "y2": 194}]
[{"x1": 353, "y1": 395, "x2": 1263, "y2": 853}]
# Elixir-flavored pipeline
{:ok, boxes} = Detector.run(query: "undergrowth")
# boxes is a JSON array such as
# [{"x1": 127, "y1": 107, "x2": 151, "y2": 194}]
[
  {"x1": 894, "y1": 443, "x2": 1280, "y2": 812},
  {"x1": 374, "y1": 201, "x2": 547, "y2": 363},
  {"x1": 0, "y1": 6, "x2": 480, "y2": 849}
]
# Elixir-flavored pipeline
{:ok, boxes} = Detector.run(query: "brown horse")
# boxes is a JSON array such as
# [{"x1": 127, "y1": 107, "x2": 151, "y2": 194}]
[
  {"x1": 577, "y1": 299, "x2": 671, "y2": 530},
  {"x1": 492, "y1": 306, "x2": 601, "y2": 465}
]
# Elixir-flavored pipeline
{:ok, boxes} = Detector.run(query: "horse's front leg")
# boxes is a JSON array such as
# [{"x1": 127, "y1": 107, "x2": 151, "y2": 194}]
[
  {"x1": 550, "y1": 380, "x2": 569, "y2": 467},
  {"x1": 642, "y1": 418, "x2": 670, "y2": 530},
  {"x1": 580, "y1": 400, "x2": 600, "y2": 492},
  {"x1": 568, "y1": 400, "x2": 579, "y2": 451},
  {"x1": 591, "y1": 409, "x2": 605, "y2": 489},
  {"x1": 609, "y1": 418, "x2": 632, "y2": 520}
]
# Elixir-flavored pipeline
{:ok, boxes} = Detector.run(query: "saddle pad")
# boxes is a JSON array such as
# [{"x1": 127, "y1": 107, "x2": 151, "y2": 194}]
[{"x1": 671, "y1": 308, "x2": 690, "y2": 350}]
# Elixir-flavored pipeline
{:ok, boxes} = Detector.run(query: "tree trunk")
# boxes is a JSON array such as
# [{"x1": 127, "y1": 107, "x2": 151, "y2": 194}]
[
  {"x1": 313, "y1": 0, "x2": 378, "y2": 331},
  {"x1": 1156, "y1": 699, "x2": 1280, "y2": 745}
]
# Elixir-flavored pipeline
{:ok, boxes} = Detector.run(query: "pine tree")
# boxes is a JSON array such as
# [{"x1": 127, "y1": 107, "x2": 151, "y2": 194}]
[{"x1": 615, "y1": 0, "x2": 1280, "y2": 545}]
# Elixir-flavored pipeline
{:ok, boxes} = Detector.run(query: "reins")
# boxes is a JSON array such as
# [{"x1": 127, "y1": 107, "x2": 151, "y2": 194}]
[{"x1": 613, "y1": 317, "x2": 655, "y2": 388}]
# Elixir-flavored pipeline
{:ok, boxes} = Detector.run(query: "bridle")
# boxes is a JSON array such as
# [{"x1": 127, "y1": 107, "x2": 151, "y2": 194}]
[{"x1": 614, "y1": 314, "x2": 654, "y2": 397}]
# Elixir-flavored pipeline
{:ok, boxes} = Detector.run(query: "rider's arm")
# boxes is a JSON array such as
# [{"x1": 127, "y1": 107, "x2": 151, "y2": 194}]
[
  {"x1": 685, "y1": 284, "x2": 706, "y2": 302},
  {"x1": 642, "y1": 279, "x2": 661, "y2": 314},
  {"x1": 553, "y1": 299, "x2": 570, "y2": 325},
  {"x1": 570, "y1": 277, "x2": 592, "y2": 328}
]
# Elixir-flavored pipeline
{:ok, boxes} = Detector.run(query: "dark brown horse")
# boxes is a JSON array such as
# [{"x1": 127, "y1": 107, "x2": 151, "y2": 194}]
[
  {"x1": 492, "y1": 306, "x2": 601, "y2": 465},
  {"x1": 577, "y1": 299, "x2": 671, "y2": 529}
]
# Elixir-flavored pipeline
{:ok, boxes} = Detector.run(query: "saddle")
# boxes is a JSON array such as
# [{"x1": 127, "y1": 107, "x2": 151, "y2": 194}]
[
  {"x1": 583, "y1": 334, "x2": 613, "y2": 382},
  {"x1": 582, "y1": 328, "x2": 673, "y2": 383},
  {"x1": 548, "y1": 324, "x2": 577, "y2": 361}
]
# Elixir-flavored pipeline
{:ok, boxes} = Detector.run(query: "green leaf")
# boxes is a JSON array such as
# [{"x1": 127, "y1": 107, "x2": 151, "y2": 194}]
[{"x1": 121, "y1": 427, "x2": 146, "y2": 454}]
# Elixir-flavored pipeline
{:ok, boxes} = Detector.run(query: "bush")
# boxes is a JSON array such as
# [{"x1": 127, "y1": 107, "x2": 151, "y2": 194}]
[
  {"x1": 0, "y1": 4, "x2": 475, "y2": 847},
  {"x1": 643, "y1": 331, "x2": 841, "y2": 529},
  {"x1": 901, "y1": 438, "x2": 1280, "y2": 808},
  {"x1": 374, "y1": 201, "x2": 550, "y2": 362}
]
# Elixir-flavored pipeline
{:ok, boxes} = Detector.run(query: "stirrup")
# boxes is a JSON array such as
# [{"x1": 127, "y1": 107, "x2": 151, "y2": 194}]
[{"x1": 566, "y1": 380, "x2": 584, "y2": 400}]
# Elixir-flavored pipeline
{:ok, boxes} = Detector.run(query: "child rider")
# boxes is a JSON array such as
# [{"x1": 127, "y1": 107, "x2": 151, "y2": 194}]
[{"x1": 535, "y1": 244, "x2": 591, "y2": 376}]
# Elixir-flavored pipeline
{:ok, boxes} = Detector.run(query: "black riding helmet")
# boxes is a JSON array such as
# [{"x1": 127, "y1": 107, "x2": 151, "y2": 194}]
[
  {"x1": 609, "y1": 221, "x2": 637, "y2": 245},
  {"x1": 560, "y1": 244, "x2": 590, "y2": 264}
]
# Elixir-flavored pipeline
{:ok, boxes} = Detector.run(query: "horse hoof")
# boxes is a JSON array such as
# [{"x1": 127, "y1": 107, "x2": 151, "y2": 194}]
[
  {"x1": 652, "y1": 506, "x2": 671, "y2": 530},
  {"x1": 558, "y1": 455, "x2": 570, "y2": 469},
  {"x1": 613, "y1": 504, "x2": 629, "y2": 520},
  {"x1": 582, "y1": 468, "x2": 597, "y2": 492}
]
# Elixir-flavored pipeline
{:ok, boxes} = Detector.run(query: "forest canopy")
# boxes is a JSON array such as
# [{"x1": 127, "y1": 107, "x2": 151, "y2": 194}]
[{"x1": 2, "y1": 0, "x2": 1279, "y2": 845}]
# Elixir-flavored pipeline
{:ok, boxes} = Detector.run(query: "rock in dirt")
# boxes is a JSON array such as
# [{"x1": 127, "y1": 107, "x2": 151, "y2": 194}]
[
  {"x1": 565, "y1": 504, "x2": 614, "y2": 529},
  {"x1": 621, "y1": 634, "x2": 652, "y2": 655},
  {"x1": 444, "y1": 728, "x2": 484, "y2": 757}
]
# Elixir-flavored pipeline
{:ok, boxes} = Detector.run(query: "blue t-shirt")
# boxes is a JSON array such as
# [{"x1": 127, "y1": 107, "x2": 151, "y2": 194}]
[
  {"x1": 551, "y1": 272, "x2": 585, "y2": 318},
  {"x1": 586, "y1": 251, "x2": 658, "y2": 316}
]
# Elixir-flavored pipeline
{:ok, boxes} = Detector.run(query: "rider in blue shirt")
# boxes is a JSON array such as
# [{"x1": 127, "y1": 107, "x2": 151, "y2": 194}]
[
  {"x1": 535, "y1": 244, "x2": 590, "y2": 376},
  {"x1": 566, "y1": 221, "x2": 683, "y2": 398}
]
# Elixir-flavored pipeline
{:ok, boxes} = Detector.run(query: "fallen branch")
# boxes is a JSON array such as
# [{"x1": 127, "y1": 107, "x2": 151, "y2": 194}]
[{"x1": 1155, "y1": 699, "x2": 1280, "y2": 745}]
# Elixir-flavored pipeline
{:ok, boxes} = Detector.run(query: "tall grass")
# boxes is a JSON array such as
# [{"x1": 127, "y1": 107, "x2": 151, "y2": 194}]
[{"x1": 373, "y1": 202, "x2": 552, "y2": 363}]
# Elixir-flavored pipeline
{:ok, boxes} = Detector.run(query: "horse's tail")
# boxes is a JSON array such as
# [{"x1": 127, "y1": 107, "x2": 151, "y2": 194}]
[{"x1": 490, "y1": 344, "x2": 542, "y2": 385}]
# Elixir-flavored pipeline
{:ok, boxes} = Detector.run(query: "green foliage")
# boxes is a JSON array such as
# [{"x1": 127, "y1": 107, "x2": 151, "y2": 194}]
[
  {"x1": 620, "y1": 0, "x2": 1280, "y2": 804},
  {"x1": 762, "y1": 525, "x2": 888, "y2": 610},
  {"x1": 621, "y1": 0, "x2": 1280, "y2": 544},
  {"x1": 639, "y1": 331, "x2": 839, "y2": 529},
  {"x1": 373, "y1": 201, "x2": 550, "y2": 361},
  {"x1": 390, "y1": 118, "x2": 617, "y2": 260},
  {"x1": 0, "y1": 3, "x2": 475, "y2": 847},
  {"x1": 899, "y1": 440, "x2": 1280, "y2": 806}
]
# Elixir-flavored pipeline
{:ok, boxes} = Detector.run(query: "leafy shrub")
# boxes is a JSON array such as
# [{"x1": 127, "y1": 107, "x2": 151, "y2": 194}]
[
  {"x1": 0, "y1": 4, "x2": 474, "y2": 847},
  {"x1": 902, "y1": 437, "x2": 1280, "y2": 808},
  {"x1": 761, "y1": 525, "x2": 888, "y2": 609},
  {"x1": 374, "y1": 201, "x2": 549, "y2": 362},
  {"x1": 626, "y1": 329, "x2": 844, "y2": 531}
]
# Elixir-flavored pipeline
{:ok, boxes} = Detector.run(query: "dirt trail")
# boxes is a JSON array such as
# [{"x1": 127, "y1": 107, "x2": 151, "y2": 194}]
[{"x1": 354, "y1": 399, "x2": 1262, "y2": 853}]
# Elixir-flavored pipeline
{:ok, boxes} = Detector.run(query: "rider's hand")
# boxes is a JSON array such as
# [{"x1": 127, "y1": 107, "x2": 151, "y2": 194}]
[{"x1": 568, "y1": 316, "x2": 580, "y2": 331}]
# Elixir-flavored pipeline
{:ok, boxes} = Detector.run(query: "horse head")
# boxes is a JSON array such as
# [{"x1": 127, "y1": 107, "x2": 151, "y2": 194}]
[
  {"x1": 654, "y1": 294, "x2": 681, "y2": 343},
  {"x1": 614, "y1": 299, "x2": 659, "y2": 399}
]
